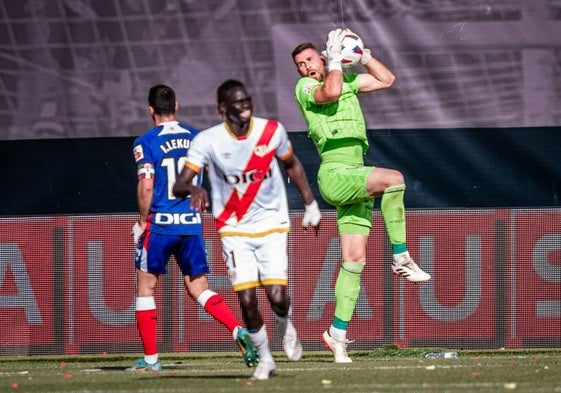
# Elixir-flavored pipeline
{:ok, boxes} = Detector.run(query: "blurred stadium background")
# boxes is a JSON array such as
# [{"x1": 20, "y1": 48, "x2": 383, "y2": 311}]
[{"x1": 0, "y1": 0, "x2": 560, "y2": 138}]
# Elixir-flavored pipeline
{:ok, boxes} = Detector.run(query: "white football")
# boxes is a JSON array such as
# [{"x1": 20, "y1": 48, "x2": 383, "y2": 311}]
[{"x1": 340, "y1": 32, "x2": 364, "y2": 68}]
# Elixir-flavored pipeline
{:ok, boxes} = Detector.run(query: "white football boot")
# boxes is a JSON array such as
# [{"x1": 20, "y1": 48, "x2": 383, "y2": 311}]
[
  {"x1": 391, "y1": 254, "x2": 431, "y2": 283},
  {"x1": 251, "y1": 359, "x2": 277, "y2": 380},
  {"x1": 282, "y1": 320, "x2": 303, "y2": 361},
  {"x1": 322, "y1": 330, "x2": 353, "y2": 363}
]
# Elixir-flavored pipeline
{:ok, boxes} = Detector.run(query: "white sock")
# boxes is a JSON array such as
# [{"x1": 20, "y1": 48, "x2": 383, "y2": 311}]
[
  {"x1": 144, "y1": 354, "x2": 158, "y2": 364},
  {"x1": 135, "y1": 296, "x2": 156, "y2": 311},
  {"x1": 393, "y1": 251, "x2": 411, "y2": 265},
  {"x1": 196, "y1": 289, "x2": 216, "y2": 308},
  {"x1": 329, "y1": 325, "x2": 347, "y2": 341},
  {"x1": 232, "y1": 326, "x2": 240, "y2": 341},
  {"x1": 249, "y1": 325, "x2": 274, "y2": 363}
]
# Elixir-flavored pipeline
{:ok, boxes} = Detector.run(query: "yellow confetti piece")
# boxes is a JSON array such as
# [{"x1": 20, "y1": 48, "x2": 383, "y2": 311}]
[
  {"x1": 425, "y1": 365, "x2": 436, "y2": 370},
  {"x1": 504, "y1": 382, "x2": 517, "y2": 390},
  {"x1": 321, "y1": 380, "x2": 332, "y2": 385},
  {"x1": 17, "y1": 371, "x2": 29, "y2": 375}
]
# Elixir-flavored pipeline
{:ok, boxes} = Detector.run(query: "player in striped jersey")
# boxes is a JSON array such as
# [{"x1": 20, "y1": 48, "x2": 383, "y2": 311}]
[{"x1": 173, "y1": 80, "x2": 321, "y2": 380}]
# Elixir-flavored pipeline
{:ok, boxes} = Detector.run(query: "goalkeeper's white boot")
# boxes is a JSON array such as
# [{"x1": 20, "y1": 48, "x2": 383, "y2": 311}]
[
  {"x1": 322, "y1": 330, "x2": 353, "y2": 363},
  {"x1": 282, "y1": 320, "x2": 302, "y2": 361},
  {"x1": 392, "y1": 254, "x2": 431, "y2": 283}
]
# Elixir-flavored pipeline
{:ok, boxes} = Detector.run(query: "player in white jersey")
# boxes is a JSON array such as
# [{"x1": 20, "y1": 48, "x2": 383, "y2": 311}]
[
  {"x1": 173, "y1": 80, "x2": 321, "y2": 380},
  {"x1": 190, "y1": 116, "x2": 292, "y2": 236}
]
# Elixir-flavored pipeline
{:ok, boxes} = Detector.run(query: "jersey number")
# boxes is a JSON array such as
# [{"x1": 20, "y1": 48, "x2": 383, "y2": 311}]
[{"x1": 161, "y1": 157, "x2": 198, "y2": 200}]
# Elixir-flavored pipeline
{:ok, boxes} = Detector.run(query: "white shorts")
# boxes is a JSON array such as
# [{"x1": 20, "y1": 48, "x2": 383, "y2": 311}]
[{"x1": 221, "y1": 231, "x2": 288, "y2": 291}]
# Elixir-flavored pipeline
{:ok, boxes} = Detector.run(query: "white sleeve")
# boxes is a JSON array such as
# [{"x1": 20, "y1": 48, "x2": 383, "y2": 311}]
[
  {"x1": 275, "y1": 122, "x2": 293, "y2": 159},
  {"x1": 185, "y1": 131, "x2": 209, "y2": 171}
]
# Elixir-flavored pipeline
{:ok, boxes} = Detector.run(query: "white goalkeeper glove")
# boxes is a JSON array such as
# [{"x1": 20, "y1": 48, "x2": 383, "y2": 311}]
[
  {"x1": 131, "y1": 222, "x2": 145, "y2": 245},
  {"x1": 325, "y1": 28, "x2": 345, "y2": 72},
  {"x1": 360, "y1": 48, "x2": 372, "y2": 65},
  {"x1": 302, "y1": 200, "x2": 321, "y2": 235}
]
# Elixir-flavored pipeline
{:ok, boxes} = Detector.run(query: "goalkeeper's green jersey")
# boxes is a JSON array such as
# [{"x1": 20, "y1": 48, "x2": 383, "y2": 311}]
[{"x1": 294, "y1": 73, "x2": 368, "y2": 162}]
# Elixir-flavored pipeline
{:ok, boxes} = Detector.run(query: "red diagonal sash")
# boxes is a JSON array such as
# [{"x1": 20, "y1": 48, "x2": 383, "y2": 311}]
[{"x1": 216, "y1": 120, "x2": 279, "y2": 231}]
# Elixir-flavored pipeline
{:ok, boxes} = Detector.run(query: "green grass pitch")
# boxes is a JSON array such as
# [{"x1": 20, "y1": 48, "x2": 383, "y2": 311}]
[{"x1": 1, "y1": 348, "x2": 560, "y2": 392}]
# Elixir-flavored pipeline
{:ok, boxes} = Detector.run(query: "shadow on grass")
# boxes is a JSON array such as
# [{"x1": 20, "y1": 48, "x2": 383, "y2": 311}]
[{"x1": 157, "y1": 374, "x2": 246, "y2": 380}]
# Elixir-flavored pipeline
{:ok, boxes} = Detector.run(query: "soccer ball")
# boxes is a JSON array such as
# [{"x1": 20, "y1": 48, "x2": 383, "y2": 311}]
[{"x1": 340, "y1": 32, "x2": 364, "y2": 68}]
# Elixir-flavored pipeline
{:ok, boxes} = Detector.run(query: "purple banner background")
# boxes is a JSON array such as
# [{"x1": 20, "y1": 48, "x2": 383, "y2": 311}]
[{"x1": 0, "y1": 0, "x2": 560, "y2": 139}]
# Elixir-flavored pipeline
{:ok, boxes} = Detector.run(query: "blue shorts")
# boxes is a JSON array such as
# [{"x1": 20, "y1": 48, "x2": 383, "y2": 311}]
[{"x1": 135, "y1": 230, "x2": 209, "y2": 276}]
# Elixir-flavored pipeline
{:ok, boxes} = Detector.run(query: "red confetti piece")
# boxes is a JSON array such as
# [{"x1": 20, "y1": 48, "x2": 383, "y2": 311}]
[{"x1": 62, "y1": 373, "x2": 73, "y2": 378}]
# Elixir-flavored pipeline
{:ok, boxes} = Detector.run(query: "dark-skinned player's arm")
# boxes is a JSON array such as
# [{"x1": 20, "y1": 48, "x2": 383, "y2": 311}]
[
  {"x1": 282, "y1": 153, "x2": 321, "y2": 235},
  {"x1": 172, "y1": 164, "x2": 209, "y2": 212}
]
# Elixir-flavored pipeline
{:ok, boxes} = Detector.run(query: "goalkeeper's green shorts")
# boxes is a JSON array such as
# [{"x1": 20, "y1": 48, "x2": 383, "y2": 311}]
[{"x1": 318, "y1": 162, "x2": 375, "y2": 236}]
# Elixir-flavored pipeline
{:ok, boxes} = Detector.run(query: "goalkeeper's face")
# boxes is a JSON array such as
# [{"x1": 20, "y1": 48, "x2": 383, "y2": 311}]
[{"x1": 293, "y1": 48, "x2": 326, "y2": 82}]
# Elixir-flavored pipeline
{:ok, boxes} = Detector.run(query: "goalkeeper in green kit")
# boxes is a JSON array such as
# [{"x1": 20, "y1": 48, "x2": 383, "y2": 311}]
[{"x1": 291, "y1": 28, "x2": 431, "y2": 363}]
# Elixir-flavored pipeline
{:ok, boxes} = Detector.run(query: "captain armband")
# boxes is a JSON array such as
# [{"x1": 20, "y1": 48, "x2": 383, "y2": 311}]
[{"x1": 137, "y1": 162, "x2": 155, "y2": 179}]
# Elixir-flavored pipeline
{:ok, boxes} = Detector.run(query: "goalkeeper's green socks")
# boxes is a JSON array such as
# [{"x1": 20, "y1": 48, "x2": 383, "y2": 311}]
[
  {"x1": 381, "y1": 184, "x2": 407, "y2": 251},
  {"x1": 332, "y1": 261, "x2": 365, "y2": 337}
]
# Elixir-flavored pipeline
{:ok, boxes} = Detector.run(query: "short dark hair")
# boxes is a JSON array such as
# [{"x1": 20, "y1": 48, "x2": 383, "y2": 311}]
[
  {"x1": 216, "y1": 79, "x2": 245, "y2": 106},
  {"x1": 291, "y1": 42, "x2": 318, "y2": 60},
  {"x1": 148, "y1": 85, "x2": 176, "y2": 115}
]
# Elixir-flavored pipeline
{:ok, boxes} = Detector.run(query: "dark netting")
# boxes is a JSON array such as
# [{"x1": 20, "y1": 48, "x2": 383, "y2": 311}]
[{"x1": 1, "y1": 210, "x2": 559, "y2": 356}]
